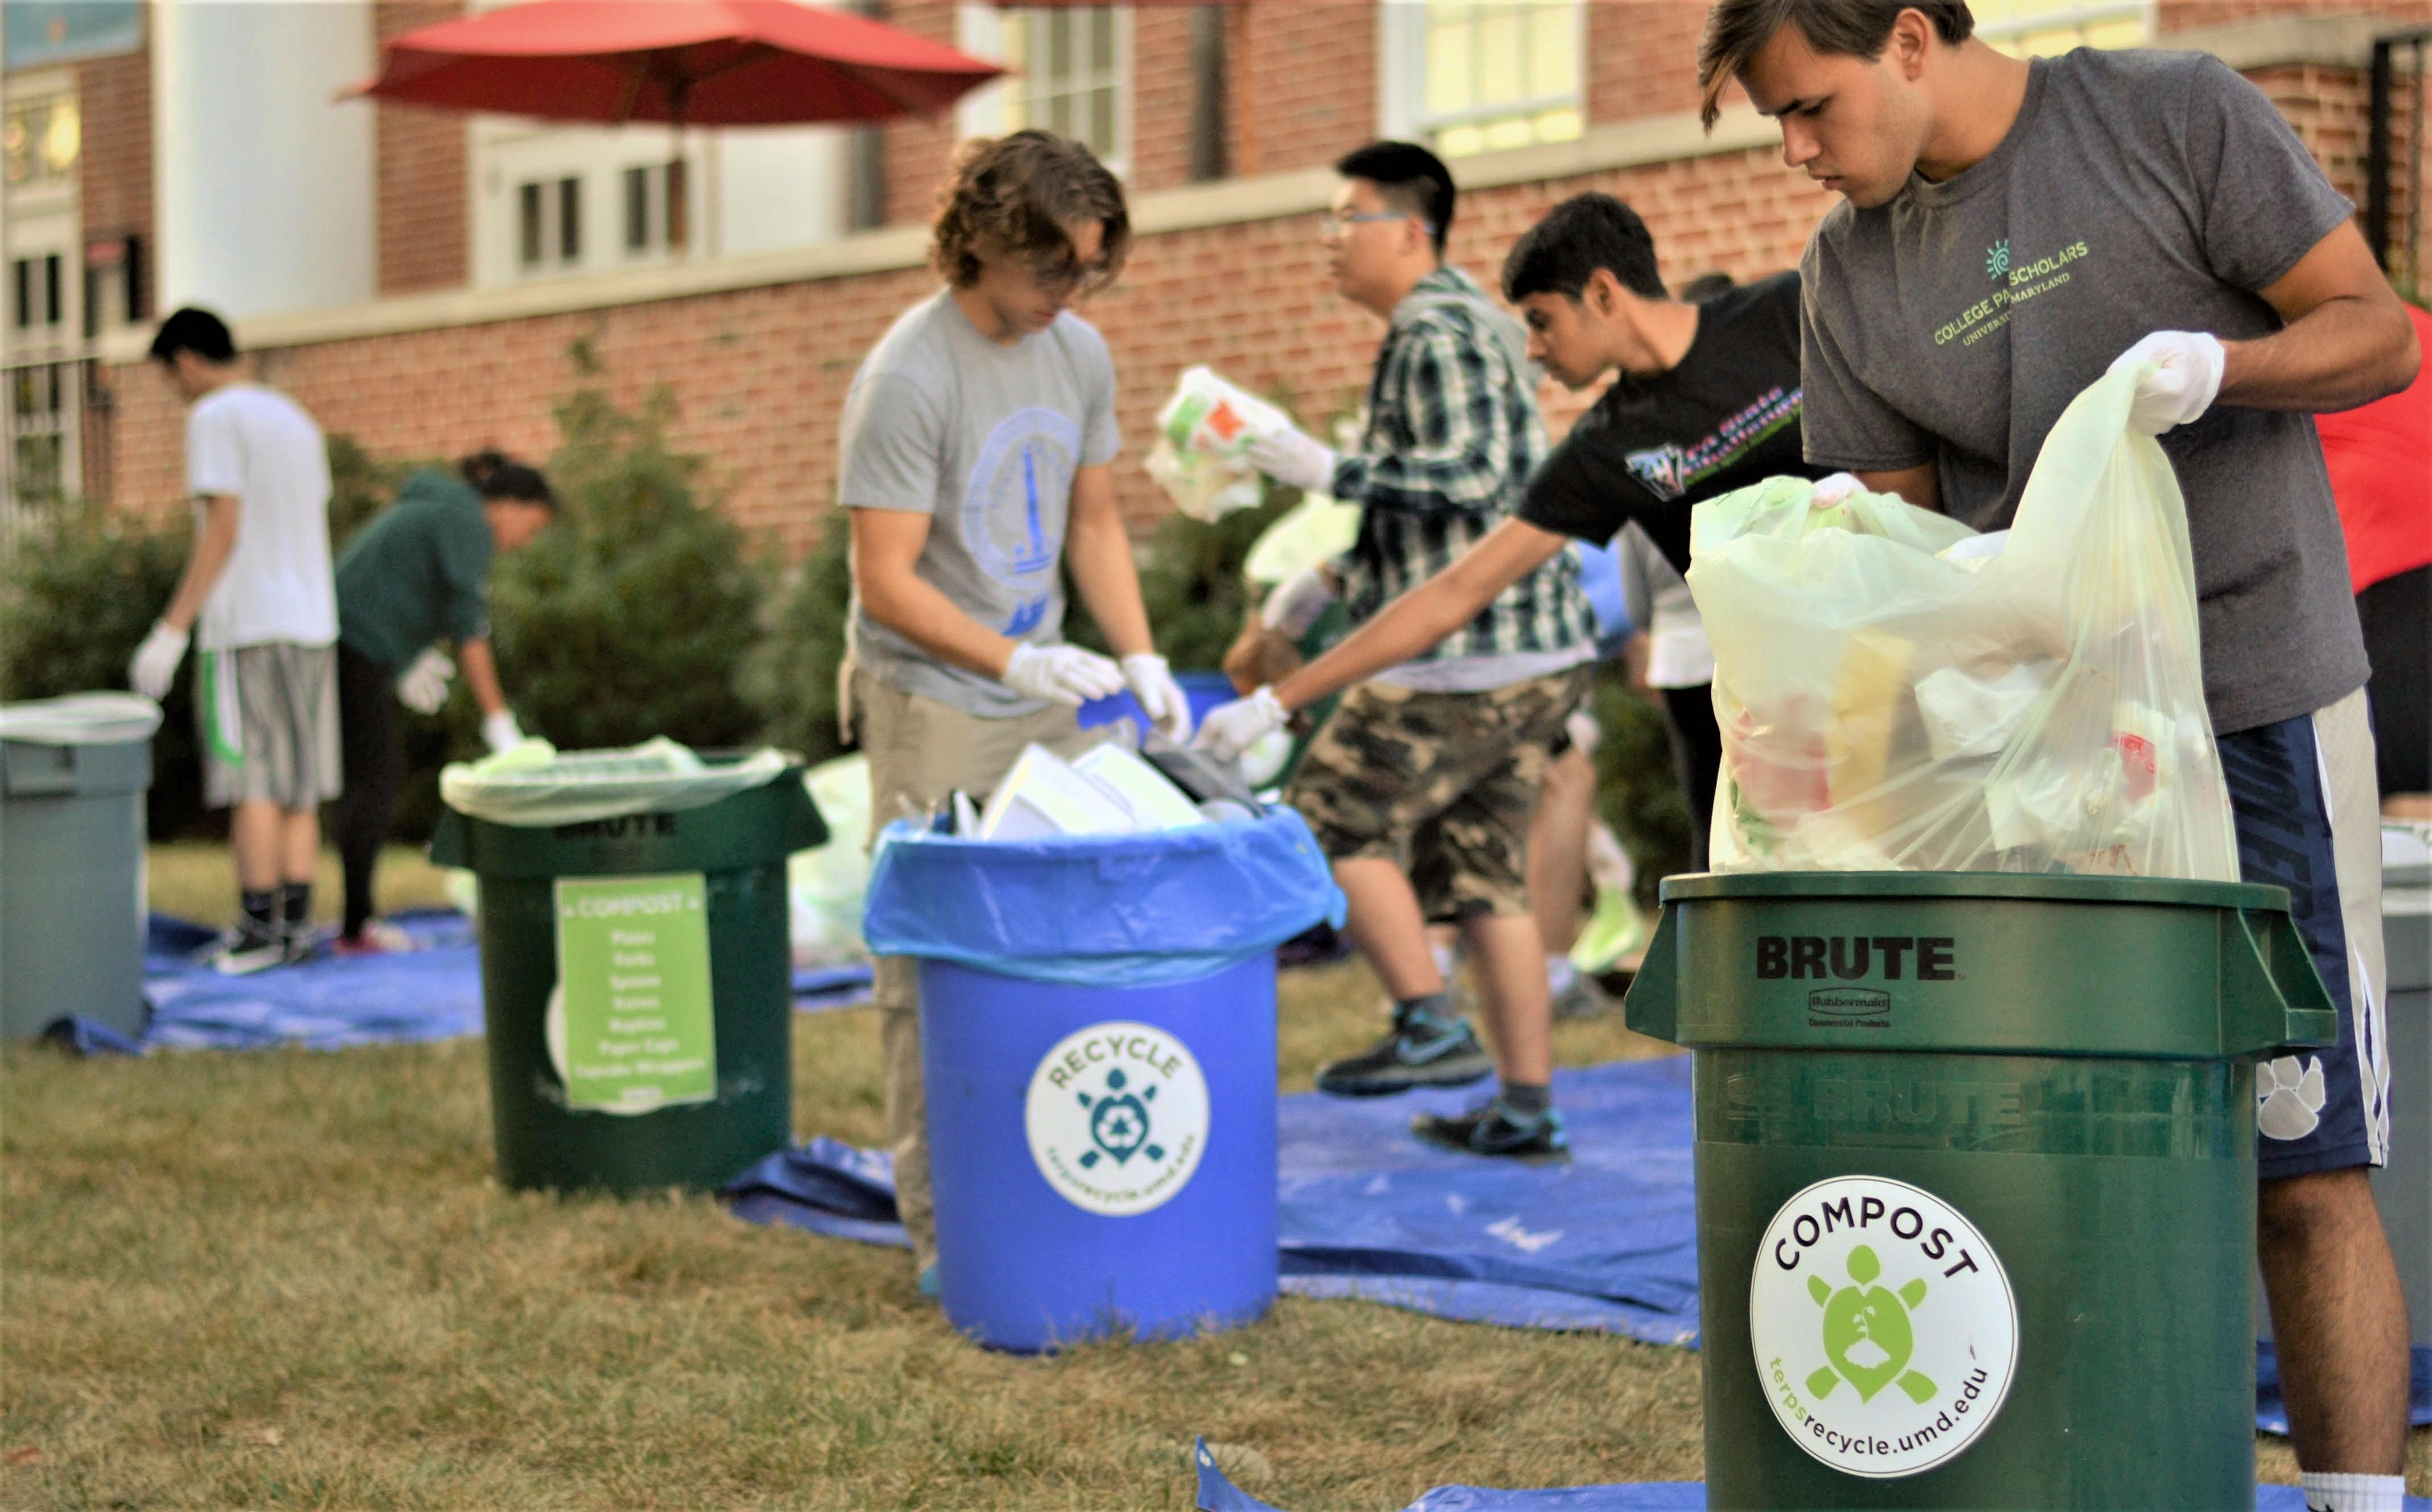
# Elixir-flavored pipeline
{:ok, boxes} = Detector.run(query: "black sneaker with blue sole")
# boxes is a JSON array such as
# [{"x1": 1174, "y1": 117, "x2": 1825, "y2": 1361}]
[
  {"x1": 1412, "y1": 1099, "x2": 1571, "y2": 1163},
  {"x1": 1314, "y1": 1013, "x2": 1494, "y2": 1097}
]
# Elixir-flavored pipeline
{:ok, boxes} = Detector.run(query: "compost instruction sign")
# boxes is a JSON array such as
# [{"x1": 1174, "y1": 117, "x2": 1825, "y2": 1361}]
[
  {"x1": 1748, "y1": 1175, "x2": 2018, "y2": 1478},
  {"x1": 553, "y1": 872, "x2": 716, "y2": 1114}
]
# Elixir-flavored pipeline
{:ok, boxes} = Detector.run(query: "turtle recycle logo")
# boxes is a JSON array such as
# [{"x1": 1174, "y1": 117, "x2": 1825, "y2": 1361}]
[
  {"x1": 1024, "y1": 1021, "x2": 1210, "y2": 1217},
  {"x1": 1748, "y1": 1176, "x2": 2018, "y2": 1479}
]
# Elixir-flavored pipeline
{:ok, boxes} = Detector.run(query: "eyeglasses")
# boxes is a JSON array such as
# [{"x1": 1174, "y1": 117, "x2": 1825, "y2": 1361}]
[{"x1": 1318, "y1": 209, "x2": 1433, "y2": 240}]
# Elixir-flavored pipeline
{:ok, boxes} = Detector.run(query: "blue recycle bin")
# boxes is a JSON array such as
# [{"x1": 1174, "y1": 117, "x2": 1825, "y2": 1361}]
[{"x1": 864, "y1": 807, "x2": 1344, "y2": 1352}]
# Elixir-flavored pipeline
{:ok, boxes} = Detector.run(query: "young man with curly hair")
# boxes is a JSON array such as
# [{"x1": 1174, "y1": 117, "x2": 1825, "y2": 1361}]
[{"x1": 838, "y1": 129, "x2": 1191, "y2": 1295}]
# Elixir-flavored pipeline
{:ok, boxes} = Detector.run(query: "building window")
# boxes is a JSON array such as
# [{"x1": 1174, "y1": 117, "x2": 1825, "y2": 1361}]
[
  {"x1": 963, "y1": 6, "x2": 1132, "y2": 172},
  {"x1": 10, "y1": 254, "x2": 64, "y2": 332},
  {"x1": 5, "y1": 360, "x2": 73, "y2": 507},
  {"x1": 2, "y1": 92, "x2": 78, "y2": 188},
  {"x1": 621, "y1": 162, "x2": 688, "y2": 257},
  {"x1": 1974, "y1": 0, "x2": 2149, "y2": 56},
  {"x1": 516, "y1": 175, "x2": 584, "y2": 273},
  {"x1": 1385, "y1": 1, "x2": 1583, "y2": 161}
]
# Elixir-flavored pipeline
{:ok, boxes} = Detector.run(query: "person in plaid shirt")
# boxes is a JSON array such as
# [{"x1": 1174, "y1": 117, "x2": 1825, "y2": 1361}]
[{"x1": 1199, "y1": 141, "x2": 1594, "y2": 1162}]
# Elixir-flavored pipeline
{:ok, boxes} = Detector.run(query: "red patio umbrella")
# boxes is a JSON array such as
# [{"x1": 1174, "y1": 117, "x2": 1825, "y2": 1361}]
[{"x1": 350, "y1": 0, "x2": 1003, "y2": 126}]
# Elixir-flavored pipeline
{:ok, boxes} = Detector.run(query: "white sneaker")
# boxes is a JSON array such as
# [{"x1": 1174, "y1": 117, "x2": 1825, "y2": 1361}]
[{"x1": 209, "y1": 927, "x2": 289, "y2": 976}]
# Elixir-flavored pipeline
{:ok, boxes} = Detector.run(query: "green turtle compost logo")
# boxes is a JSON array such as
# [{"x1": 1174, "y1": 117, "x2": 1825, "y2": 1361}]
[
  {"x1": 1985, "y1": 240, "x2": 2011, "y2": 281},
  {"x1": 1024, "y1": 1022, "x2": 1209, "y2": 1217},
  {"x1": 1749, "y1": 1176, "x2": 2018, "y2": 1478}
]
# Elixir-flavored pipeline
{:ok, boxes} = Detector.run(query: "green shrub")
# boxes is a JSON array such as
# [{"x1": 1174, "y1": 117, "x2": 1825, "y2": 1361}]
[
  {"x1": 485, "y1": 371, "x2": 768, "y2": 756},
  {"x1": 744, "y1": 512, "x2": 855, "y2": 766},
  {"x1": 0, "y1": 499, "x2": 211, "y2": 839}
]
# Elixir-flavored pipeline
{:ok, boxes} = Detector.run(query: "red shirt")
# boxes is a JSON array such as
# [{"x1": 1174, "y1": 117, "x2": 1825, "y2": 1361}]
[{"x1": 2315, "y1": 302, "x2": 2432, "y2": 595}]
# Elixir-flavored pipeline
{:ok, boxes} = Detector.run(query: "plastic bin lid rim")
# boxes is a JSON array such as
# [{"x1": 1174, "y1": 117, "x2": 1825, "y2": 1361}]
[{"x1": 1659, "y1": 869, "x2": 2291, "y2": 913}]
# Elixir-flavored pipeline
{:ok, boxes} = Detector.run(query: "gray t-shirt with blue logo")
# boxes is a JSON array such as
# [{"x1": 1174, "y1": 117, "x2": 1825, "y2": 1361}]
[
  {"x1": 839, "y1": 290, "x2": 1122, "y2": 716},
  {"x1": 1799, "y1": 48, "x2": 2369, "y2": 736}
]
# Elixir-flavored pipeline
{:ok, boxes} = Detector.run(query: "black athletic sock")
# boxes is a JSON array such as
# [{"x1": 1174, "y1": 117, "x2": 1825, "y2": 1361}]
[
  {"x1": 280, "y1": 882, "x2": 313, "y2": 933},
  {"x1": 240, "y1": 889, "x2": 278, "y2": 941},
  {"x1": 1498, "y1": 1082, "x2": 1552, "y2": 1118},
  {"x1": 1394, "y1": 989, "x2": 1458, "y2": 1034}
]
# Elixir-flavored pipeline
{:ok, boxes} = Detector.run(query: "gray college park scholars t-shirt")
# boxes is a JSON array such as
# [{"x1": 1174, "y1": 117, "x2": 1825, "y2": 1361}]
[
  {"x1": 1799, "y1": 48, "x2": 2370, "y2": 736},
  {"x1": 838, "y1": 290, "x2": 1122, "y2": 716}
]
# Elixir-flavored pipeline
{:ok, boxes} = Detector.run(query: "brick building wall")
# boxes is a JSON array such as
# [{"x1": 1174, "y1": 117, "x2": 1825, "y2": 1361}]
[
  {"x1": 374, "y1": 0, "x2": 470, "y2": 297},
  {"x1": 97, "y1": 139, "x2": 1835, "y2": 556},
  {"x1": 77, "y1": 37, "x2": 153, "y2": 312},
  {"x1": 91, "y1": 5, "x2": 2428, "y2": 562}
]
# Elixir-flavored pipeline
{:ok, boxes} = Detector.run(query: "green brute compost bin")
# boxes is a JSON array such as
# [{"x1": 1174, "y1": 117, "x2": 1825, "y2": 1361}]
[
  {"x1": 431, "y1": 746, "x2": 825, "y2": 1193},
  {"x1": 1625, "y1": 871, "x2": 2335, "y2": 1511}
]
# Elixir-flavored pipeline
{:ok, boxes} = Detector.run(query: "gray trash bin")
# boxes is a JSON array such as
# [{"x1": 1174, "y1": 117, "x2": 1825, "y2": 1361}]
[
  {"x1": 0, "y1": 694, "x2": 161, "y2": 1040},
  {"x1": 2375, "y1": 821, "x2": 2430, "y2": 1354},
  {"x1": 2256, "y1": 819, "x2": 2431, "y2": 1360}
]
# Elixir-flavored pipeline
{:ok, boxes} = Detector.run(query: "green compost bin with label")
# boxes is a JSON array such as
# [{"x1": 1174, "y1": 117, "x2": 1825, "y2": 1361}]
[
  {"x1": 431, "y1": 743, "x2": 825, "y2": 1193},
  {"x1": 1624, "y1": 870, "x2": 2335, "y2": 1510}
]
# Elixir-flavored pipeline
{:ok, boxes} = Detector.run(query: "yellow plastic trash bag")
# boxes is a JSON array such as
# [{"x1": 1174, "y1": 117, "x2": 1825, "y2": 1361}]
[{"x1": 1687, "y1": 365, "x2": 2238, "y2": 881}]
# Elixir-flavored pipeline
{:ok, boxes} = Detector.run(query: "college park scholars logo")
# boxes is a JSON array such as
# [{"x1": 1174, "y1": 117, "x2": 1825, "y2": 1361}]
[
  {"x1": 1024, "y1": 1022, "x2": 1210, "y2": 1217},
  {"x1": 1748, "y1": 1176, "x2": 2018, "y2": 1478}
]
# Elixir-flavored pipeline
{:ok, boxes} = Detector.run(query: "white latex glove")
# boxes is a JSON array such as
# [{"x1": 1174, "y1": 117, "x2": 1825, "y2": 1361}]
[
  {"x1": 480, "y1": 709, "x2": 524, "y2": 754},
  {"x1": 1120, "y1": 652, "x2": 1194, "y2": 745},
  {"x1": 1244, "y1": 426, "x2": 1338, "y2": 494},
  {"x1": 128, "y1": 621, "x2": 189, "y2": 700},
  {"x1": 1260, "y1": 565, "x2": 1338, "y2": 636},
  {"x1": 395, "y1": 648, "x2": 455, "y2": 715},
  {"x1": 1809, "y1": 472, "x2": 1863, "y2": 508},
  {"x1": 1192, "y1": 687, "x2": 1289, "y2": 763},
  {"x1": 1003, "y1": 642, "x2": 1127, "y2": 707},
  {"x1": 2108, "y1": 330, "x2": 2226, "y2": 435}
]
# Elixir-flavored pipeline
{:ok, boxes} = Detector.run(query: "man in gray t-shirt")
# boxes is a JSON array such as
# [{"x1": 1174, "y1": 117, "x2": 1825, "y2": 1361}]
[
  {"x1": 839, "y1": 130, "x2": 1192, "y2": 1292},
  {"x1": 1702, "y1": 3, "x2": 2422, "y2": 1503}
]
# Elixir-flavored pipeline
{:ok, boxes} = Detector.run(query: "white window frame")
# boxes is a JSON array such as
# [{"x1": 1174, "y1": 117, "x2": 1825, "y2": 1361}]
[
  {"x1": 1973, "y1": 0, "x2": 2152, "y2": 55},
  {"x1": 956, "y1": 3, "x2": 1135, "y2": 179},
  {"x1": 471, "y1": 119, "x2": 707, "y2": 288},
  {"x1": 2, "y1": 69, "x2": 83, "y2": 521},
  {"x1": 1378, "y1": 0, "x2": 1586, "y2": 158}
]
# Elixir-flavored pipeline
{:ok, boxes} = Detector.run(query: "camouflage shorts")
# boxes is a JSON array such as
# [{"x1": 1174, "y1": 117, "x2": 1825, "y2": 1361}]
[{"x1": 1284, "y1": 666, "x2": 1591, "y2": 922}]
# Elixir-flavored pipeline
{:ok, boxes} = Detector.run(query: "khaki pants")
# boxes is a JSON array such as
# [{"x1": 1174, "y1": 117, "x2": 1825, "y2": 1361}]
[{"x1": 853, "y1": 670, "x2": 1106, "y2": 1272}]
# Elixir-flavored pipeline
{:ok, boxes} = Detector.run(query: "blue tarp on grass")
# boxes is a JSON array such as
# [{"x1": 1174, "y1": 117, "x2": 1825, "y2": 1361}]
[
  {"x1": 729, "y1": 1056, "x2": 2432, "y2": 1433},
  {"x1": 53, "y1": 911, "x2": 873, "y2": 1054},
  {"x1": 1189, "y1": 1442, "x2": 2431, "y2": 1512},
  {"x1": 729, "y1": 1057, "x2": 1698, "y2": 1345}
]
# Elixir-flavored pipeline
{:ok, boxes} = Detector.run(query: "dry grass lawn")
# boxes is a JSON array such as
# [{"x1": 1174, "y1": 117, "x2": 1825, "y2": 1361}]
[{"x1": 0, "y1": 849, "x2": 2420, "y2": 1507}]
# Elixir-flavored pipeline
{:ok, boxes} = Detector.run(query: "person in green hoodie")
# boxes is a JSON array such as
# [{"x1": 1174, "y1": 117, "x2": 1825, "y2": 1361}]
[{"x1": 331, "y1": 450, "x2": 556, "y2": 952}]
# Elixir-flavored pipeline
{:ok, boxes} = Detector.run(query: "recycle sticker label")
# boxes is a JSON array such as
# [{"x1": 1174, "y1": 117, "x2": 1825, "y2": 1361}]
[
  {"x1": 1024, "y1": 1022, "x2": 1209, "y2": 1217},
  {"x1": 1748, "y1": 1175, "x2": 2018, "y2": 1478}
]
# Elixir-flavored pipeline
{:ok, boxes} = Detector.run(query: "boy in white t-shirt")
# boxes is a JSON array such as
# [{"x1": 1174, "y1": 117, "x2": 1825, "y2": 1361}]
[{"x1": 130, "y1": 307, "x2": 341, "y2": 973}]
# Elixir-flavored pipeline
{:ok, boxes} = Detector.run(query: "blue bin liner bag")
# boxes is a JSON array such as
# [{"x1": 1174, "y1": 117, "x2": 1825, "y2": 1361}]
[{"x1": 862, "y1": 807, "x2": 1345, "y2": 988}]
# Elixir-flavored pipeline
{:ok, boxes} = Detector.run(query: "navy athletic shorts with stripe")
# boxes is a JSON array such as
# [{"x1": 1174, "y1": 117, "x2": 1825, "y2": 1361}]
[{"x1": 2220, "y1": 687, "x2": 2390, "y2": 1181}]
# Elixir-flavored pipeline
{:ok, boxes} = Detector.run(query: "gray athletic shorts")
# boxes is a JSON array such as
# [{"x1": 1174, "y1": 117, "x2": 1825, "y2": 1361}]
[{"x1": 197, "y1": 641, "x2": 343, "y2": 811}]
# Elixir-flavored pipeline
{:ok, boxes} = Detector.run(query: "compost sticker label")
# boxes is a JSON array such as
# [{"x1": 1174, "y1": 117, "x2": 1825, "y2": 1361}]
[
  {"x1": 1024, "y1": 1022, "x2": 1209, "y2": 1217},
  {"x1": 1748, "y1": 1176, "x2": 2018, "y2": 1478},
  {"x1": 553, "y1": 872, "x2": 716, "y2": 1115}
]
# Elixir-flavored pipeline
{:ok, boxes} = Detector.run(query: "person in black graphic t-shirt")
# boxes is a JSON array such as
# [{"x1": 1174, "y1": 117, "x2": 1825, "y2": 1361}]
[{"x1": 1201, "y1": 194, "x2": 1827, "y2": 776}]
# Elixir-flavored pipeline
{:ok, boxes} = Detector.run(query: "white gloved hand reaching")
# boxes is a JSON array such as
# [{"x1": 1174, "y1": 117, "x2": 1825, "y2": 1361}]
[
  {"x1": 1809, "y1": 472, "x2": 1864, "y2": 508},
  {"x1": 1192, "y1": 686, "x2": 1289, "y2": 763},
  {"x1": 480, "y1": 709, "x2": 524, "y2": 754},
  {"x1": 128, "y1": 621, "x2": 189, "y2": 701},
  {"x1": 395, "y1": 648, "x2": 456, "y2": 715},
  {"x1": 1003, "y1": 642, "x2": 1127, "y2": 707},
  {"x1": 1244, "y1": 426, "x2": 1340, "y2": 494},
  {"x1": 2108, "y1": 330, "x2": 2226, "y2": 435},
  {"x1": 1120, "y1": 653, "x2": 1194, "y2": 745},
  {"x1": 1260, "y1": 565, "x2": 1338, "y2": 636}
]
